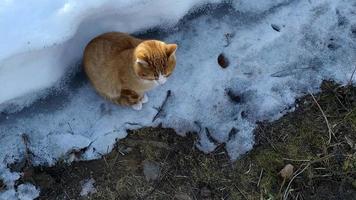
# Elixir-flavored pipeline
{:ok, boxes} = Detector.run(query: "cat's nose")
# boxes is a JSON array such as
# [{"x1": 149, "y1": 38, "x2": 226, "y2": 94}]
[
  {"x1": 158, "y1": 79, "x2": 166, "y2": 85},
  {"x1": 157, "y1": 75, "x2": 167, "y2": 85}
]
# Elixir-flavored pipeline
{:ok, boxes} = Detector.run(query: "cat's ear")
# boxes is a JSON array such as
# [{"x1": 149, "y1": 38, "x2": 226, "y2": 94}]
[
  {"x1": 136, "y1": 58, "x2": 149, "y2": 67},
  {"x1": 166, "y1": 44, "x2": 177, "y2": 57}
]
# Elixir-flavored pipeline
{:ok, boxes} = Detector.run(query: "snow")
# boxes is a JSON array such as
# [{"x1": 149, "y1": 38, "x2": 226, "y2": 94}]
[
  {"x1": 80, "y1": 178, "x2": 97, "y2": 197},
  {"x1": 0, "y1": 0, "x2": 356, "y2": 199},
  {"x1": 0, "y1": 0, "x2": 220, "y2": 112},
  {"x1": 0, "y1": 184, "x2": 39, "y2": 200}
]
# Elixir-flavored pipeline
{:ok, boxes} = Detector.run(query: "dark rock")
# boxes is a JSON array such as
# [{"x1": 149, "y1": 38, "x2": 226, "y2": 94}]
[
  {"x1": 228, "y1": 128, "x2": 238, "y2": 140},
  {"x1": 217, "y1": 53, "x2": 229, "y2": 68},
  {"x1": 226, "y1": 89, "x2": 241, "y2": 103},
  {"x1": 327, "y1": 43, "x2": 341, "y2": 50},
  {"x1": 271, "y1": 24, "x2": 281, "y2": 32}
]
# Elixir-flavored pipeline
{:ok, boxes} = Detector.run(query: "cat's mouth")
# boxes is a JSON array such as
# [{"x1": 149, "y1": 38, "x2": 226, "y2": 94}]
[
  {"x1": 156, "y1": 75, "x2": 167, "y2": 85},
  {"x1": 141, "y1": 74, "x2": 167, "y2": 85}
]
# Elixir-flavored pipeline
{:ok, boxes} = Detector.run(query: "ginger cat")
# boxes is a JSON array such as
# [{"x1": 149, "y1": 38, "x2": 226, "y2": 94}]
[{"x1": 83, "y1": 32, "x2": 177, "y2": 110}]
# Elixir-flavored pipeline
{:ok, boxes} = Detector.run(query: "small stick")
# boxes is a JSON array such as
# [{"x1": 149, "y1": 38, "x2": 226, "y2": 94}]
[
  {"x1": 283, "y1": 163, "x2": 310, "y2": 200},
  {"x1": 205, "y1": 128, "x2": 220, "y2": 145},
  {"x1": 152, "y1": 90, "x2": 171, "y2": 122},
  {"x1": 64, "y1": 190, "x2": 72, "y2": 200},
  {"x1": 21, "y1": 133, "x2": 33, "y2": 166},
  {"x1": 233, "y1": 184, "x2": 248, "y2": 200},
  {"x1": 224, "y1": 32, "x2": 234, "y2": 47},
  {"x1": 257, "y1": 169, "x2": 264, "y2": 187},
  {"x1": 309, "y1": 92, "x2": 334, "y2": 144},
  {"x1": 67, "y1": 122, "x2": 74, "y2": 134}
]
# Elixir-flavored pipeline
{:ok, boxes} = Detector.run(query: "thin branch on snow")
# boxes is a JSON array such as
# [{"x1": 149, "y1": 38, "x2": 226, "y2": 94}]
[{"x1": 152, "y1": 90, "x2": 171, "y2": 122}]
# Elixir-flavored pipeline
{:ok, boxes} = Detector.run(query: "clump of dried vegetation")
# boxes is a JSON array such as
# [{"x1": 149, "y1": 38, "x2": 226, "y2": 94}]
[{"x1": 4, "y1": 81, "x2": 356, "y2": 200}]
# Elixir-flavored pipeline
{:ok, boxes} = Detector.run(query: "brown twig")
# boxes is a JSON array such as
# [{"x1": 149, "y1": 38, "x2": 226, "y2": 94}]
[
  {"x1": 224, "y1": 32, "x2": 235, "y2": 47},
  {"x1": 309, "y1": 92, "x2": 334, "y2": 144},
  {"x1": 152, "y1": 90, "x2": 171, "y2": 122}
]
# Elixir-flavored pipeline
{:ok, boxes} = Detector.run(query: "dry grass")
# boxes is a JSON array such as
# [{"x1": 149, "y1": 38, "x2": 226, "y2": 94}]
[{"x1": 5, "y1": 80, "x2": 356, "y2": 200}]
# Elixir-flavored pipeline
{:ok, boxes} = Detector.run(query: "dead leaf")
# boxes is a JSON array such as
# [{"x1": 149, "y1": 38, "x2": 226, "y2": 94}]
[
  {"x1": 345, "y1": 136, "x2": 355, "y2": 149},
  {"x1": 279, "y1": 164, "x2": 294, "y2": 180}
]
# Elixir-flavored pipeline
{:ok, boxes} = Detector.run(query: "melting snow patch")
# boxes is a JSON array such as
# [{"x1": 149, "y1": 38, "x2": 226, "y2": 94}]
[
  {"x1": 17, "y1": 184, "x2": 40, "y2": 200},
  {"x1": 0, "y1": 183, "x2": 39, "y2": 200},
  {"x1": 0, "y1": 0, "x2": 356, "y2": 199},
  {"x1": 143, "y1": 160, "x2": 161, "y2": 182},
  {"x1": 80, "y1": 178, "x2": 97, "y2": 197}
]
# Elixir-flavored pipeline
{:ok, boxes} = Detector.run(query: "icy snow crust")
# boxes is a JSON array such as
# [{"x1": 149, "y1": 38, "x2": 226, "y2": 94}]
[{"x1": 1, "y1": 0, "x2": 356, "y2": 198}]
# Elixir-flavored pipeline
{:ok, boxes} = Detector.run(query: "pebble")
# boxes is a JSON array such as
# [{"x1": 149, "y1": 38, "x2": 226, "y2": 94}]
[{"x1": 218, "y1": 53, "x2": 229, "y2": 68}]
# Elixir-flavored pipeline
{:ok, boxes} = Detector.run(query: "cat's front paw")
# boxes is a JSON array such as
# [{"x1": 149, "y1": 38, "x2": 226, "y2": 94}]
[
  {"x1": 132, "y1": 102, "x2": 143, "y2": 110},
  {"x1": 141, "y1": 94, "x2": 148, "y2": 104}
]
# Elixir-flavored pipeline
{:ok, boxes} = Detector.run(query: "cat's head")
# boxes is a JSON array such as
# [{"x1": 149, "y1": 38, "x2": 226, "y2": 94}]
[{"x1": 133, "y1": 40, "x2": 177, "y2": 85}]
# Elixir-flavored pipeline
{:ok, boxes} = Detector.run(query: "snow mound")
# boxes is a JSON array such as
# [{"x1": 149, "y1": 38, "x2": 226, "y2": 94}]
[
  {"x1": 0, "y1": 0, "x2": 356, "y2": 198},
  {"x1": 0, "y1": 0, "x2": 220, "y2": 112}
]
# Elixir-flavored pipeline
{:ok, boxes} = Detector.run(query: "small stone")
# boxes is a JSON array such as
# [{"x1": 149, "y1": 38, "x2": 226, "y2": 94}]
[
  {"x1": 279, "y1": 164, "x2": 294, "y2": 180},
  {"x1": 327, "y1": 43, "x2": 340, "y2": 50},
  {"x1": 271, "y1": 24, "x2": 281, "y2": 32},
  {"x1": 143, "y1": 160, "x2": 160, "y2": 182},
  {"x1": 217, "y1": 53, "x2": 229, "y2": 68}
]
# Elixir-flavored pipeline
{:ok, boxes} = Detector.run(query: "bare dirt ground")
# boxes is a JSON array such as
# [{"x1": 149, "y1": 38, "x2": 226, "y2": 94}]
[{"x1": 2, "y1": 81, "x2": 356, "y2": 200}]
